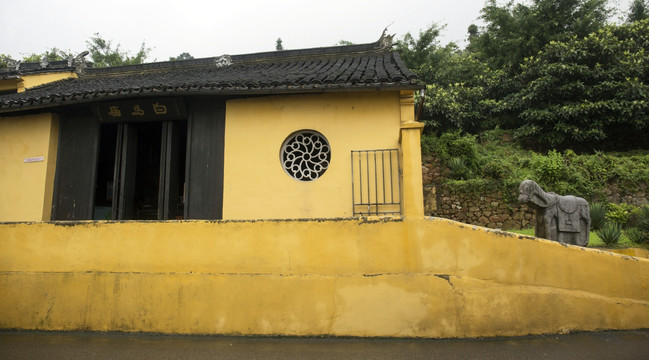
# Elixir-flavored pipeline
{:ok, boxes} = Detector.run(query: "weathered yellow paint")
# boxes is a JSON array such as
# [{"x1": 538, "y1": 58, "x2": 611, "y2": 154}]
[
  {"x1": 1, "y1": 218, "x2": 648, "y2": 338},
  {"x1": 223, "y1": 92, "x2": 403, "y2": 219},
  {"x1": 17, "y1": 72, "x2": 77, "y2": 92},
  {"x1": 0, "y1": 113, "x2": 58, "y2": 221}
]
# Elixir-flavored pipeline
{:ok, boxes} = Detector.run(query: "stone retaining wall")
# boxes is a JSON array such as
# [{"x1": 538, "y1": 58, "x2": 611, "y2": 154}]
[
  {"x1": 421, "y1": 155, "x2": 533, "y2": 230},
  {"x1": 424, "y1": 184, "x2": 535, "y2": 230}
]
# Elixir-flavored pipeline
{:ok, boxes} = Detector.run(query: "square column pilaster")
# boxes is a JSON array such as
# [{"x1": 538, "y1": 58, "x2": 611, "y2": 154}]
[{"x1": 399, "y1": 90, "x2": 425, "y2": 218}]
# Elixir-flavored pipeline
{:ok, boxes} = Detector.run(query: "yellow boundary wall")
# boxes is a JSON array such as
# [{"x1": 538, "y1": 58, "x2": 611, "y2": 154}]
[{"x1": 1, "y1": 217, "x2": 648, "y2": 338}]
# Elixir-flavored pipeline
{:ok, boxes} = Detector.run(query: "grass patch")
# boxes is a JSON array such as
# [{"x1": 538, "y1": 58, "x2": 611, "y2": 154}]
[{"x1": 505, "y1": 228, "x2": 636, "y2": 248}]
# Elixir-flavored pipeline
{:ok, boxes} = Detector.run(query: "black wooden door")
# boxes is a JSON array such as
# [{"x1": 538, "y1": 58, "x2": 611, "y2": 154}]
[
  {"x1": 159, "y1": 121, "x2": 185, "y2": 219},
  {"x1": 185, "y1": 99, "x2": 226, "y2": 220},
  {"x1": 51, "y1": 111, "x2": 100, "y2": 220}
]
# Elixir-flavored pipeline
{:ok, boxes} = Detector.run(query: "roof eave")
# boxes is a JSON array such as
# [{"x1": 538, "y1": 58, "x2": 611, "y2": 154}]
[{"x1": 0, "y1": 82, "x2": 424, "y2": 115}]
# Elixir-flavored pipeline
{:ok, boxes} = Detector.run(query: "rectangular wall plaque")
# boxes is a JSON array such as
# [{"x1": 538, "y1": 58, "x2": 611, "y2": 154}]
[
  {"x1": 92, "y1": 97, "x2": 187, "y2": 123},
  {"x1": 24, "y1": 156, "x2": 45, "y2": 163}
]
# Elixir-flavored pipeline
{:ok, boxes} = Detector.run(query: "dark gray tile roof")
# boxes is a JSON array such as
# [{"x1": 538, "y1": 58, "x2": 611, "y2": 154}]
[
  {"x1": 0, "y1": 37, "x2": 421, "y2": 113},
  {"x1": 1, "y1": 60, "x2": 78, "y2": 78}
]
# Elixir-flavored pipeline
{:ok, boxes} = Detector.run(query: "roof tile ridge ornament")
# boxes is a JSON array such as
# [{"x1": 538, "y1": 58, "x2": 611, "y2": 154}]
[
  {"x1": 40, "y1": 56, "x2": 49, "y2": 69},
  {"x1": 7, "y1": 59, "x2": 21, "y2": 71},
  {"x1": 71, "y1": 51, "x2": 90, "y2": 75},
  {"x1": 376, "y1": 27, "x2": 395, "y2": 51},
  {"x1": 214, "y1": 55, "x2": 232, "y2": 68}
]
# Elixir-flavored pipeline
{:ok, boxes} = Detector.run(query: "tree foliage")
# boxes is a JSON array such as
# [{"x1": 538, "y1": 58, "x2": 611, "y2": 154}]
[
  {"x1": 0, "y1": 54, "x2": 12, "y2": 68},
  {"x1": 275, "y1": 38, "x2": 284, "y2": 51},
  {"x1": 86, "y1": 33, "x2": 151, "y2": 67},
  {"x1": 468, "y1": 0, "x2": 609, "y2": 74},
  {"x1": 503, "y1": 19, "x2": 649, "y2": 149},
  {"x1": 169, "y1": 52, "x2": 194, "y2": 61},
  {"x1": 21, "y1": 48, "x2": 73, "y2": 63},
  {"x1": 397, "y1": 25, "x2": 511, "y2": 134},
  {"x1": 627, "y1": 0, "x2": 649, "y2": 22},
  {"x1": 400, "y1": 0, "x2": 649, "y2": 151},
  {"x1": 396, "y1": 23, "x2": 443, "y2": 79},
  {"x1": 2, "y1": 34, "x2": 152, "y2": 69},
  {"x1": 1, "y1": 48, "x2": 72, "y2": 68},
  {"x1": 421, "y1": 48, "x2": 506, "y2": 133}
]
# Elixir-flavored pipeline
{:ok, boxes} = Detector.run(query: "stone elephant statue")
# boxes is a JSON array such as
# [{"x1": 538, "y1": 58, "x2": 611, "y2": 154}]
[{"x1": 518, "y1": 180, "x2": 590, "y2": 246}]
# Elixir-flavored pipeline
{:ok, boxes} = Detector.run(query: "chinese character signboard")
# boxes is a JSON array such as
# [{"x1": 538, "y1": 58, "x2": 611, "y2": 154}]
[{"x1": 93, "y1": 98, "x2": 186, "y2": 123}]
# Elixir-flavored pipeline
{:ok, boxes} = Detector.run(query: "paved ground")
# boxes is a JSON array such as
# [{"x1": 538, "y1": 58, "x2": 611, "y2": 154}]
[{"x1": 1, "y1": 330, "x2": 649, "y2": 359}]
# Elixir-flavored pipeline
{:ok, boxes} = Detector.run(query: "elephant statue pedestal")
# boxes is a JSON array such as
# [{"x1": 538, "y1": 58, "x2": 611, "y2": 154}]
[{"x1": 518, "y1": 180, "x2": 590, "y2": 246}]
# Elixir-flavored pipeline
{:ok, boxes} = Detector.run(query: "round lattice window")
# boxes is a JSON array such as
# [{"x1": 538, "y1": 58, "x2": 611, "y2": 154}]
[{"x1": 281, "y1": 130, "x2": 331, "y2": 181}]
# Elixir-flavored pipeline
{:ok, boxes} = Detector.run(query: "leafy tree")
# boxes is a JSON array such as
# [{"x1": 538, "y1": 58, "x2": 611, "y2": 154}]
[
  {"x1": 86, "y1": 33, "x2": 151, "y2": 67},
  {"x1": 397, "y1": 25, "x2": 508, "y2": 134},
  {"x1": 502, "y1": 19, "x2": 649, "y2": 149},
  {"x1": 469, "y1": 0, "x2": 610, "y2": 74},
  {"x1": 396, "y1": 23, "x2": 443, "y2": 77},
  {"x1": 336, "y1": 40, "x2": 355, "y2": 45},
  {"x1": 169, "y1": 52, "x2": 194, "y2": 61},
  {"x1": 1, "y1": 48, "x2": 73, "y2": 67},
  {"x1": 20, "y1": 47, "x2": 73, "y2": 63},
  {"x1": 275, "y1": 38, "x2": 284, "y2": 51},
  {"x1": 627, "y1": 0, "x2": 649, "y2": 22},
  {"x1": 420, "y1": 47, "x2": 506, "y2": 133},
  {"x1": 0, "y1": 54, "x2": 12, "y2": 68}
]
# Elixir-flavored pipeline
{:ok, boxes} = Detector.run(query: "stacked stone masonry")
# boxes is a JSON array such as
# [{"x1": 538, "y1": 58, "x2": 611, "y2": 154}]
[{"x1": 424, "y1": 183, "x2": 535, "y2": 230}]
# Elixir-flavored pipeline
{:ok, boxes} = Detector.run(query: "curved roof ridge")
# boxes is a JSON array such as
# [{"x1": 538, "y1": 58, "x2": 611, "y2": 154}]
[{"x1": 83, "y1": 33, "x2": 394, "y2": 76}]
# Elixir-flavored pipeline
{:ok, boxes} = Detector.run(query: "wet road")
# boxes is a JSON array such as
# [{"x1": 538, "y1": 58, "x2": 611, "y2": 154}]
[{"x1": 1, "y1": 330, "x2": 648, "y2": 359}]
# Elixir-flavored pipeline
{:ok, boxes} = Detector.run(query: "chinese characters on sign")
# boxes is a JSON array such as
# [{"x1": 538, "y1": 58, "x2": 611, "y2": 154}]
[
  {"x1": 131, "y1": 105, "x2": 145, "y2": 116},
  {"x1": 93, "y1": 98, "x2": 185, "y2": 122},
  {"x1": 108, "y1": 106, "x2": 122, "y2": 117},
  {"x1": 153, "y1": 103, "x2": 167, "y2": 115}
]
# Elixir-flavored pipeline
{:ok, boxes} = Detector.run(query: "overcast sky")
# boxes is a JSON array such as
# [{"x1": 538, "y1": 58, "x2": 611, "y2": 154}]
[{"x1": 0, "y1": 0, "x2": 636, "y2": 62}]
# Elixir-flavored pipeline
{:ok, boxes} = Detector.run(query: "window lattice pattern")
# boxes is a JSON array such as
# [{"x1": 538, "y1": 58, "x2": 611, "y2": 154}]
[{"x1": 281, "y1": 131, "x2": 331, "y2": 181}]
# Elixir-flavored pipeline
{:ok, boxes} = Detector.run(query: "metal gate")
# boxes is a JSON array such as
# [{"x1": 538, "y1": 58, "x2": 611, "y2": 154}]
[{"x1": 351, "y1": 149, "x2": 401, "y2": 216}]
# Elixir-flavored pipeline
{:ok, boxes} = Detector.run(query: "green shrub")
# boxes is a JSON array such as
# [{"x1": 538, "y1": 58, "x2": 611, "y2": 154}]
[
  {"x1": 420, "y1": 133, "x2": 438, "y2": 157},
  {"x1": 448, "y1": 157, "x2": 473, "y2": 180},
  {"x1": 589, "y1": 202, "x2": 608, "y2": 231},
  {"x1": 482, "y1": 157, "x2": 509, "y2": 180},
  {"x1": 611, "y1": 155, "x2": 649, "y2": 191},
  {"x1": 624, "y1": 228, "x2": 648, "y2": 245},
  {"x1": 596, "y1": 222, "x2": 622, "y2": 247},
  {"x1": 630, "y1": 205, "x2": 649, "y2": 231},
  {"x1": 625, "y1": 206, "x2": 649, "y2": 244},
  {"x1": 606, "y1": 203, "x2": 636, "y2": 226},
  {"x1": 430, "y1": 131, "x2": 480, "y2": 169},
  {"x1": 532, "y1": 150, "x2": 566, "y2": 185}
]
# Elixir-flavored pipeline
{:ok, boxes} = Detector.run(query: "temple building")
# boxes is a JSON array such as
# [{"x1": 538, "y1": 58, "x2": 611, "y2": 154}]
[
  {"x1": 1, "y1": 36, "x2": 647, "y2": 339},
  {"x1": 0, "y1": 35, "x2": 425, "y2": 222}
]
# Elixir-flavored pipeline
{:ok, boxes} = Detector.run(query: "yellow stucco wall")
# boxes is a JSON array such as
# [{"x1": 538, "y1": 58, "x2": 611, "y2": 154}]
[
  {"x1": 223, "y1": 92, "x2": 402, "y2": 220},
  {"x1": 1, "y1": 218, "x2": 648, "y2": 338},
  {"x1": 608, "y1": 248, "x2": 649, "y2": 259},
  {"x1": 18, "y1": 72, "x2": 77, "y2": 92},
  {"x1": 0, "y1": 78, "x2": 21, "y2": 93},
  {"x1": 0, "y1": 113, "x2": 58, "y2": 221}
]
